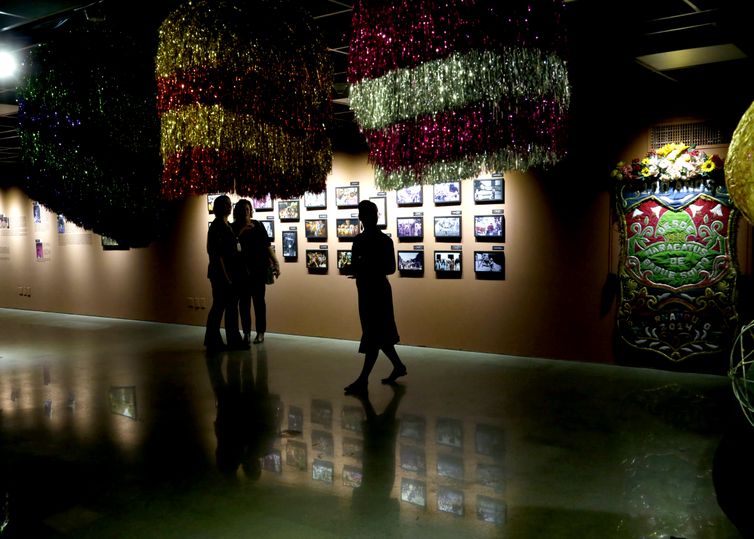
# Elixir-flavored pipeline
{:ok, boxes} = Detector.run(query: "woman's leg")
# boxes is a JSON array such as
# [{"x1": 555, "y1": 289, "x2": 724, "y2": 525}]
[
  {"x1": 239, "y1": 286, "x2": 252, "y2": 339},
  {"x1": 380, "y1": 345, "x2": 407, "y2": 383},
  {"x1": 251, "y1": 281, "x2": 267, "y2": 339},
  {"x1": 205, "y1": 279, "x2": 226, "y2": 347}
]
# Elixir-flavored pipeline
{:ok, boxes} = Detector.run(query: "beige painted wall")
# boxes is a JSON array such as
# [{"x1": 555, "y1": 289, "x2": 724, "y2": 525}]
[{"x1": 2, "y1": 142, "x2": 748, "y2": 363}]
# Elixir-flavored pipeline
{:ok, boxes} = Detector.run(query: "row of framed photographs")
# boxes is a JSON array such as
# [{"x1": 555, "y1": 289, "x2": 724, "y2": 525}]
[
  {"x1": 259, "y1": 214, "x2": 504, "y2": 243},
  {"x1": 300, "y1": 249, "x2": 505, "y2": 278},
  {"x1": 207, "y1": 178, "x2": 504, "y2": 216}
]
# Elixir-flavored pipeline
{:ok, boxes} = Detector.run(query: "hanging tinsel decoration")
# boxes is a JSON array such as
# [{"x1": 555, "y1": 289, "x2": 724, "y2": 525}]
[
  {"x1": 16, "y1": 17, "x2": 166, "y2": 247},
  {"x1": 348, "y1": 0, "x2": 570, "y2": 190},
  {"x1": 156, "y1": 0, "x2": 333, "y2": 199}
]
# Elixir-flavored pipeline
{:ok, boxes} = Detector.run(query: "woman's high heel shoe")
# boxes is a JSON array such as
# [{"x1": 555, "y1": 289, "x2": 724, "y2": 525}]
[{"x1": 253, "y1": 333, "x2": 264, "y2": 344}]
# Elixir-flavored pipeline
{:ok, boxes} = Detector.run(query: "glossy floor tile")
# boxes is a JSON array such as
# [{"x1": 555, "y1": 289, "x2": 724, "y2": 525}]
[{"x1": 0, "y1": 308, "x2": 747, "y2": 538}]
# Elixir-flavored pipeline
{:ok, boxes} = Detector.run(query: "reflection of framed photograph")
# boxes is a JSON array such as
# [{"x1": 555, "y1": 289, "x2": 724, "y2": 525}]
[
  {"x1": 285, "y1": 440, "x2": 307, "y2": 470},
  {"x1": 477, "y1": 496, "x2": 506, "y2": 525},
  {"x1": 335, "y1": 186, "x2": 360, "y2": 208},
  {"x1": 312, "y1": 459, "x2": 334, "y2": 483},
  {"x1": 109, "y1": 386, "x2": 137, "y2": 420},
  {"x1": 342, "y1": 437, "x2": 363, "y2": 459},
  {"x1": 437, "y1": 417, "x2": 463, "y2": 448},
  {"x1": 476, "y1": 424, "x2": 505, "y2": 457},
  {"x1": 305, "y1": 219, "x2": 328, "y2": 240},
  {"x1": 288, "y1": 405, "x2": 304, "y2": 432},
  {"x1": 474, "y1": 251, "x2": 505, "y2": 279},
  {"x1": 396, "y1": 217, "x2": 423, "y2": 241},
  {"x1": 262, "y1": 449, "x2": 282, "y2": 473},
  {"x1": 477, "y1": 463, "x2": 505, "y2": 492},
  {"x1": 282, "y1": 230, "x2": 298, "y2": 259},
  {"x1": 312, "y1": 430, "x2": 334, "y2": 457},
  {"x1": 336, "y1": 218, "x2": 360, "y2": 240},
  {"x1": 400, "y1": 478, "x2": 427, "y2": 508},
  {"x1": 396, "y1": 185, "x2": 423, "y2": 207},
  {"x1": 400, "y1": 414, "x2": 426, "y2": 442},
  {"x1": 342, "y1": 405, "x2": 364, "y2": 432},
  {"x1": 437, "y1": 487, "x2": 464, "y2": 516},
  {"x1": 433, "y1": 181, "x2": 461, "y2": 205},
  {"x1": 311, "y1": 399, "x2": 333, "y2": 429},
  {"x1": 261, "y1": 220, "x2": 274, "y2": 240},
  {"x1": 400, "y1": 444, "x2": 426, "y2": 474},
  {"x1": 278, "y1": 199, "x2": 300, "y2": 222},
  {"x1": 369, "y1": 196, "x2": 387, "y2": 228},
  {"x1": 306, "y1": 249, "x2": 328, "y2": 272},
  {"x1": 473, "y1": 178, "x2": 504, "y2": 203},
  {"x1": 337, "y1": 250, "x2": 354, "y2": 275},
  {"x1": 398, "y1": 251, "x2": 424, "y2": 274},
  {"x1": 304, "y1": 190, "x2": 327, "y2": 209},
  {"x1": 474, "y1": 215, "x2": 504, "y2": 240},
  {"x1": 343, "y1": 465, "x2": 363, "y2": 488},
  {"x1": 434, "y1": 216, "x2": 462, "y2": 239},
  {"x1": 253, "y1": 193, "x2": 273, "y2": 211},
  {"x1": 437, "y1": 454, "x2": 464, "y2": 481}
]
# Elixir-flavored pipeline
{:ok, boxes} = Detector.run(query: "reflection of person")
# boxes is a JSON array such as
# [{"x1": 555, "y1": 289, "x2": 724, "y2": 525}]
[
  {"x1": 205, "y1": 195, "x2": 246, "y2": 350},
  {"x1": 206, "y1": 347, "x2": 277, "y2": 478},
  {"x1": 350, "y1": 383, "x2": 405, "y2": 533},
  {"x1": 345, "y1": 200, "x2": 407, "y2": 394},
  {"x1": 232, "y1": 199, "x2": 280, "y2": 345}
]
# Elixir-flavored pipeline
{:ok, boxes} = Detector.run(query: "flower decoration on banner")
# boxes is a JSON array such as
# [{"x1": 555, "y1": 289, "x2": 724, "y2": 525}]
[
  {"x1": 611, "y1": 143, "x2": 724, "y2": 188},
  {"x1": 347, "y1": 0, "x2": 571, "y2": 190},
  {"x1": 16, "y1": 18, "x2": 167, "y2": 247},
  {"x1": 156, "y1": 0, "x2": 333, "y2": 199}
]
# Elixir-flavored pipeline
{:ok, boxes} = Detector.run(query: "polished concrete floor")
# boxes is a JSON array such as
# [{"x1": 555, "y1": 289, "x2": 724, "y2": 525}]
[{"x1": 0, "y1": 307, "x2": 749, "y2": 538}]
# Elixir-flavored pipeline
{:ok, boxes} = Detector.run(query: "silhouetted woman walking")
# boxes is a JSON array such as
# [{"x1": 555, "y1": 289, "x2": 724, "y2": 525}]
[{"x1": 344, "y1": 200, "x2": 407, "y2": 394}]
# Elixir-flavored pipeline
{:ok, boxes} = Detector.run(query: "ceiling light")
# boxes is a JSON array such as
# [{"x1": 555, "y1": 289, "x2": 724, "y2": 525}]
[
  {"x1": 0, "y1": 50, "x2": 18, "y2": 79},
  {"x1": 636, "y1": 44, "x2": 747, "y2": 71}
]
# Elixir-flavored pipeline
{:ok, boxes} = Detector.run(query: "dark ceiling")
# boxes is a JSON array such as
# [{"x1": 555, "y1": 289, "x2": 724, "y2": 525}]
[{"x1": 1, "y1": 0, "x2": 753, "y2": 174}]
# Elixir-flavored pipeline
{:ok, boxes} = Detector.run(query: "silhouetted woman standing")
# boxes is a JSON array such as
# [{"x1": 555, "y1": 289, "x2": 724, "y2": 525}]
[{"x1": 345, "y1": 200, "x2": 407, "y2": 394}]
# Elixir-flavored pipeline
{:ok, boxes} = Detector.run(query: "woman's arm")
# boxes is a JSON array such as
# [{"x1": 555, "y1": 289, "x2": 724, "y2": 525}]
[{"x1": 268, "y1": 246, "x2": 281, "y2": 277}]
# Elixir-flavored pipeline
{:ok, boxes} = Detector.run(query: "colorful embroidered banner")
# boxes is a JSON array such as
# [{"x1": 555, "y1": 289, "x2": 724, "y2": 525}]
[{"x1": 617, "y1": 184, "x2": 739, "y2": 363}]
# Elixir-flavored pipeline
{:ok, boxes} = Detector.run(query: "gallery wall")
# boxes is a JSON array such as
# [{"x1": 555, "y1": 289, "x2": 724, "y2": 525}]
[{"x1": 1, "y1": 138, "x2": 750, "y2": 363}]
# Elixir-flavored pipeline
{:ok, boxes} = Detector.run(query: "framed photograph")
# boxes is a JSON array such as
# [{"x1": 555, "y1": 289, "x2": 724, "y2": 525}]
[
  {"x1": 473, "y1": 178, "x2": 504, "y2": 203},
  {"x1": 304, "y1": 190, "x2": 327, "y2": 210},
  {"x1": 369, "y1": 196, "x2": 387, "y2": 228},
  {"x1": 437, "y1": 487, "x2": 464, "y2": 516},
  {"x1": 261, "y1": 219, "x2": 274, "y2": 240},
  {"x1": 252, "y1": 193, "x2": 273, "y2": 211},
  {"x1": 474, "y1": 251, "x2": 505, "y2": 279},
  {"x1": 305, "y1": 219, "x2": 328, "y2": 240},
  {"x1": 434, "y1": 251, "x2": 462, "y2": 274},
  {"x1": 262, "y1": 449, "x2": 282, "y2": 473},
  {"x1": 396, "y1": 216, "x2": 423, "y2": 241},
  {"x1": 207, "y1": 193, "x2": 225, "y2": 214},
  {"x1": 474, "y1": 215, "x2": 504, "y2": 240},
  {"x1": 400, "y1": 478, "x2": 427, "y2": 508},
  {"x1": 288, "y1": 405, "x2": 304, "y2": 432},
  {"x1": 433, "y1": 181, "x2": 461, "y2": 205},
  {"x1": 437, "y1": 417, "x2": 463, "y2": 448},
  {"x1": 397, "y1": 251, "x2": 424, "y2": 275},
  {"x1": 109, "y1": 386, "x2": 137, "y2": 420},
  {"x1": 336, "y1": 218, "x2": 360, "y2": 240},
  {"x1": 101, "y1": 236, "x2": 128, "y2": 251},
  {"x1": 282, "y1": 230, "x2": 298, "y2": 259},
  {"x1": 278, "y1": 199, "x2": 300, "y2": 222},
  {"x1": 335, "y1": 186, "x2": 359, "y2": 208},
  {"x1": 306, "y1": 249, "x2": 328, "y2": 272},
  {"x1": 396, "y1": 185, "x2": 423, "y2": 207},
  {"x1": 434, "y1": 216, "x2": 462, "y2": 239},
  {"x1": 337, "y1": 250, "x2": 354, "y2": 275}
]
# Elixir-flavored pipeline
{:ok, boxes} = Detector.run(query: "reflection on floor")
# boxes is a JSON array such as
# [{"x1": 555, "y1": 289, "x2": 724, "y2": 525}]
[{"x1": 0, "y1": 308, "x2": 747, "y2": 538}]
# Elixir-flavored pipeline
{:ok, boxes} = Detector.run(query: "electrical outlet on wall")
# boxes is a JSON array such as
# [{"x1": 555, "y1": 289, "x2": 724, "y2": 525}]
[
  {"x1": 17, "y1": 287, "x2": 23, "y2": 295},
  {"x1": 198, "y1": 297, "x2": 206, "y2": 309},
  {"x1": 187, "y1": 297, "x2": 195, "y2": 309}
]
